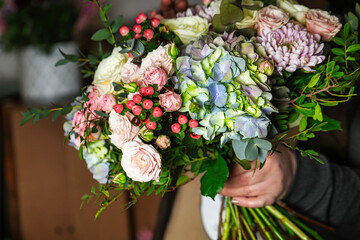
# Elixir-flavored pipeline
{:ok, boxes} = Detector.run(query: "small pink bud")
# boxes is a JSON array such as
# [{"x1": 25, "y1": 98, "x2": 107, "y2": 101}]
[
  {"x1": 133, "y1": 25, "x2": 142, "y2": 34},
  {"x1": 190, "y1": 133, "x2": 201, "y2": 139},
  {"x1": 150, "y1": 18, "x2": 161, "y2": 28},
  {"x1": 119, "y1": 26, "x2": 130, "y2": 36},
  {"x1": 152, "y1": 107, "x2": 162, "y2": 117},
  {"x1": 178, "y1": 115, "x2": 188, "y2": 125},
  {"x1": 171, "y1": 123, "x2": 181, "y2": 133},
  {"x1": 146, "y1": 121, "x2": 157, "y2": 130},
  {"x1": 114, "y1": 104, "x2": 124, "y2": 113},
  {"x1": 132, "y1": 105, "x2": 142, "y2": 116},
  {"x1": 144, "y1": 29, "x2": 154, "y2": 40},
  {"x1": 126, "y1": 100, "x2": 135, "y2": 109},
  {"x1": 202, "y1": 0, "x2": 212, "y2": 6},
  {"x1": 134, "y1": 33, "x2": 142, "y2": 39},
  {"x1": 145, "y1": 86, "x2": 154, "y2": 96},
  {"x1": 136, "y1": 13, "x2": 147, "y2": 24},
  {"x1": 143, "y1": 99, "x2": 154, "y2": 110},
  {"x1": 189, "y1": 119, "x2": 199, "y2": 128},
  {"x1": 133, "y1": 94, "x2": 142, "y2": 104},
  {"x1": 128, "y1": 52, "x2": 134, "y2": 58}
]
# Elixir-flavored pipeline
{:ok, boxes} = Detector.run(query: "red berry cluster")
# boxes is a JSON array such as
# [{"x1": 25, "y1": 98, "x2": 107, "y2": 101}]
[
  {"x1": 119, "y1": 13, "x2": 161, "y2": 41},
  {"x1": 113, "y1": 86, "x2": 163, "y2": 131},
  {"x1": 170, "y1": 115, "x2": 200, "y2": 139}
]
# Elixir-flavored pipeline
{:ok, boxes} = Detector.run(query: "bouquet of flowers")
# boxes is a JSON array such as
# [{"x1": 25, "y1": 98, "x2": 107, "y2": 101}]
[{"x1": 22, "y1": 0, "x2": 360, "y2": 239}]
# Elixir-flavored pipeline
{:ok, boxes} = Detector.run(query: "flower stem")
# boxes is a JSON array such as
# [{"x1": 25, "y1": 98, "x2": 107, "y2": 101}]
[
  {"x1": 255, "y1": 208, "x2": 285, "y2": 240},
  {"x1": 265, "y1": 205, "x2": 310, "y2": 240},
  {"x1": 240, "y1": 214, "x2": 256, "y2": 240},
  {"x1": 93, "y1": 0, "x2": 117, "y2": 47},
  {"x1": 248, "y1": 208, "x2": 274, "y2": 240}
]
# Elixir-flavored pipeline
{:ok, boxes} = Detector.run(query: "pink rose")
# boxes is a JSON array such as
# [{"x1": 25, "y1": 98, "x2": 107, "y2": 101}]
[
  {"x1": 121, "y1": 59, "x2": 141, "y2": 83},
  {"x1": 256, "y1": 5, "x2": 289, "y2": 33},
  {"x1": 140, "y1": 44, "x2": 174, "y2": 76},
  {"x1": 86, "y1": 86, "x2": 102, "y2": 112},
  {"x1": 72, "y1": 110, "x2": 101, "y2": 140},
  {"x1": 159, "y1": 91, "x2": 182, "y2": 112},
  {"x1": 108, "y1": 110, "x2": 140, "y2": 149},
  {"x1": 305, "y1": 9, "x2": 342, "y2": 42},
  {"x1": 155, "y1": 135, "x2": 171, "y2": 150},
  {"x1": 101, "y1": 94, "x2": 117, "y2": 113},
  {"x1": 121, "y1": 141, "x2": 161, "y2": 182},
  {"x1": 144, "y1": 67, "x2": 168, "y2": 90}
]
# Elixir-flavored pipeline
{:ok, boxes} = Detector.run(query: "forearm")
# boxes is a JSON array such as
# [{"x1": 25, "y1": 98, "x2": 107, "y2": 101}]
[{"x1": 282, "y1": 151, "x2": 360, "y2": 230}]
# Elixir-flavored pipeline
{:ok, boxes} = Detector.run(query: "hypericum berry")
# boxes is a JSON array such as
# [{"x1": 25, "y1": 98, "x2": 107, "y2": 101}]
[
  {"x1": 132, "y1": 105, "x2": 142, "y2": 116},
  {"x1": 139, "y1": 88, "x2": 147, "y2": 96},
  {"x1": 189, "y1": 119, "x2": 199, "y2": 128},
  {"x1": 134, "y1": 33, "x2": 142, "y2": 39},
  {"x1": 128, "y1": 52, "x2": 134, "y2": 58},
  {"x1": 178, "y1": 115, "x2": 188, "y2": 125},
  {"x1": 190, "y1": 133, "x2": 201, "y2": 139},
  {"x1": 145, "y1": 86, "x2": 154, "y2": 95},
  {"x1": 152, "y1": 107, "x2": 163, "y2": 117},
  {"x1": 131, "y1": 116, "x2": 141, "y2": 126},
  {"x1": 126, "y1": 100, "x2": 136, "y2": 109},
  {"x1": 171, "y1": 123, "x2": 181, "y2": 133},
  {"x1": 150, "y1": 18, "x2": 160, "y2": 28},
  {"x1": 143, "y1": 99, "x2": 154, "y2": 110},
  {"x1": 114, "y1": 104, "x2": 124, "y2": 113},
  {"x1": 136, "y1": 13, "x2": 147, "y2": 24},
  {"x1": 133, "y1": 24, "x2": 142, "y2": 33},
  {"x1": 119, "y1": 26, "x2": 130, "y2": 36},
  {"x1": 146, "y1": 121, "x2": 157, "y2": 130},
  {"x1": 144, "y1": 29, "x2": 154, "y2": 40},
  {"x1": 133, "y1": 94, "x2": 142, "y2": 104}
]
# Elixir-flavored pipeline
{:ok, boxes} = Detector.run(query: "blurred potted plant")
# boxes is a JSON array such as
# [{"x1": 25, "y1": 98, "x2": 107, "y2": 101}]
[{"x1": 0, "y1": 0, "x2": 87, "y2": 105}]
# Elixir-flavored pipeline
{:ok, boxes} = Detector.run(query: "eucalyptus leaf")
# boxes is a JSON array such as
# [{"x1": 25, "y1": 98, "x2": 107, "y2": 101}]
[
  {"x1": 220, "y1": 3, "x2": 244, "y2": 25},
  {"x1": 232, "y1": 139, "x2": 248, "y2": 160},
  {"x1": 244, "y1": 141, "x2": 258, "y2": 161},
  {"x1": 91, "y1": 28, "x2": 111, "y2": 41}
]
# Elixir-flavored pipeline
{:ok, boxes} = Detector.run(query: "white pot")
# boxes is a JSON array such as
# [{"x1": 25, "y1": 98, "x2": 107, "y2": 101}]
[{"x1": 20, "y1": 42, "x2": 81, "y2": 105}]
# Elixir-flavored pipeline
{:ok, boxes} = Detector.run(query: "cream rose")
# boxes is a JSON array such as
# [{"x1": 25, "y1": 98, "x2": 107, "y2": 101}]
[
  {"x1": 93, "y1": 47, "x2": 129, "y2": 95},
  {"x1": 108, "y1": 110, "x2": 140, "y2": 149},
  {"x1": 256, "y1": 5, "x2": 289, "y2": 32},
  {"x1": 277, "y1": 0, "x2": 309, "y2": 24},
  {"x1": 121, "y1": 141, "x2": 161, "y2": 182},
  {"x1": 305, "y1": 9, "x2": 342, "y2": 41},
  {"x1": 161, "y1": 16, "x2": 211, "y2": 45}
]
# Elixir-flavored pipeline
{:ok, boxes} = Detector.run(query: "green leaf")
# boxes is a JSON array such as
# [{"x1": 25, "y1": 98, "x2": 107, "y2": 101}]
[
  {"x1": 176, "y1": 175, "x2": 190, "y2": 186},
  {"x1": 91, "y1": 28, "x2": 111, "y2": 41},
  {"x1": 94, "y1": 110, "x2": 109, "y2": 118},
  {"x1": 346, "y1": 44, "x2": 360, "y2": 53},
  {"x1": 296, "y1": 95, "x2": 306, "y2": 105},
  {"x1": 220, "y1": 3, "x2": 244, "y2": 25},
  {"x1": 245, "y1": 141, "x2": 258, "y2": 161},
  {"x1": 331, "y1": 48, "x2": 345, "y2": 56},
  {"x1": 51, "y1": 110, "x2": 62, "y2": 122},
  {"x1": 78, "y1": 145, "x2": 84, "y2": 160},
  {"x1": 314, "y1": 104, "x2": 323, "y2": 121},
  {"x1": 102, "y1": 190, "x2": 110, "y2": 198},
  {"x1": 343, "y1": 22, "x2": 350, "y2": 39},
  {"x1": 61, "y1": 104, "x2": 73, "y2": 115},
  {"x1": 356, "y1": 3, "x2": 360, "y2": 17},
  {"x1": 200, "y1": 156, "x2": 229, "y2": 199},
  {"x1": 308, "y1": 73, "x2": 321, "y2": 88},
  {"x1": 233, "y1": 158, "x2": 251, "y2": 170},
  {"x1": 288, "y1": 111, "x2": 300, "y2": 124},
  {"x1": 332, "y1": 37, "x2": 345, "y2": 46},
  {"x1": 111, "y1": 15, "x2": 123, "y2": 33},
  {"x1": 348, "y1": 12, "x2": 359, "y2": 30},
  {"x1": 55, "y1": 59, "x2": 69, "y2": 66},
  {"x1": 213, "y1": 14, "x2": 227, "y2": 33},
  {"x1": 299, "y1": 116, "x2": 307, "y2": 132},
  {"x1": 95, "y1": 207, "x2": 106, "y2": 221},
  {"x1": 39, "y1": 108, "x2": 50, "y2": 119},
  {"x1": 20, "y1": 113, "x2": 34, "y2": 126}
]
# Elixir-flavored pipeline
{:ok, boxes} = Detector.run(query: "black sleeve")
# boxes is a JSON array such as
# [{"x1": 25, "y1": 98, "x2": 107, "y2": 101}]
[{"x1": 282, "y1": 105, "x2": 360, "y2": 238}]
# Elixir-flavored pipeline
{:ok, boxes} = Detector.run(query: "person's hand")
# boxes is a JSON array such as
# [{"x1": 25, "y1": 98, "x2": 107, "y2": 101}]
[
  {"x1": 220, "y1": 145, "x2": 297, "y2": 208},
  {"x1": 149, "y1": 0, "x2": 188, "y2": 19}
]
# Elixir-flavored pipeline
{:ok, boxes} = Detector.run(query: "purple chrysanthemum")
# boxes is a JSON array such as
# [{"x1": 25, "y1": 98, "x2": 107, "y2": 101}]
[{"x1": 257, "y1": 23, "x2": 325, "y2": 73}]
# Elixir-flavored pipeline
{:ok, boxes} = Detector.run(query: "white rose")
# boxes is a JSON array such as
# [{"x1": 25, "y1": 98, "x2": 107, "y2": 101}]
[
  {"x1": 121, "y1": 141, "x2": 161, "y2": 182},
  {"x1": 277, "y1": 0, "x2": 309, "y2": 24},
  {"x1": 93, "y1": 47, "x2": 129, "y2": 95},
  {"x1": 139, "y1": 44, "x2": 175, "y2": 76},
  {"x1": 162, "y1": 16, "x2": 211, "y2": 45},
  {"x1": 108, "y1": 110, "x2": 140, "y2": 149}
]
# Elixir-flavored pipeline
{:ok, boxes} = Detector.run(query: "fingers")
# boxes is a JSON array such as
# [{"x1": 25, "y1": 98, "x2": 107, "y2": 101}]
[
  {"x1": 221, "y1": 181, "x2": 269, "y2": 198},
  {"x1": 232, "y1": 194, "x2": 277, "y2": 208}
]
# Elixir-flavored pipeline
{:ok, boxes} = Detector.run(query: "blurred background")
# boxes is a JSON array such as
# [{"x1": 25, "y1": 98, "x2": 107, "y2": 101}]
[{"x1": 0, "y1": 0, "x2": 355, "y2": 239}]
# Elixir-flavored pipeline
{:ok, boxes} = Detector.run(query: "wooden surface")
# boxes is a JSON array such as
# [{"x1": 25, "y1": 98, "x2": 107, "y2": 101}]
[{"x1": 2, "y1": 102, "x2": 162, "y2": 240}]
